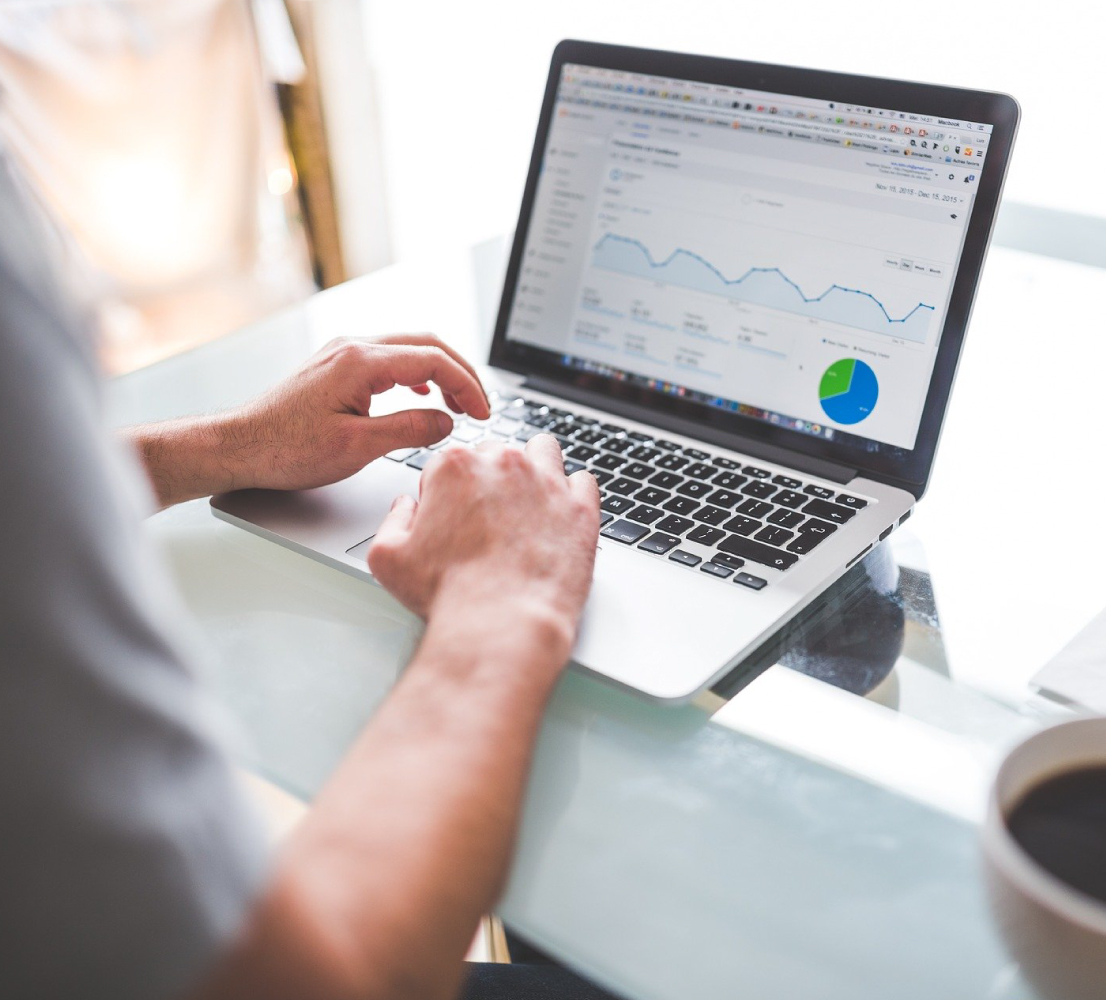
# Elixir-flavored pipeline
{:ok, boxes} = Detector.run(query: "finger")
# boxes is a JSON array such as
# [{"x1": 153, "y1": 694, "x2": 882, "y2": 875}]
[
  {"x1": 360, "y1": 408, "x2": 453, "y2": 458},
  {"x1": 369, "y1": 494, "x2": 418, "y2": 561},
  {"x1": 524, "y1": 432, "x2": 565, "y2": 477},
  {"x1": 568, "y1": 468, "x2": 601, "y2": 508},
  {"x1": 369, "y1": 346, "x2": 490, "y2": 420},
  {"x1": 374, "y1": 333, "x2": 490, "y2": 410}
]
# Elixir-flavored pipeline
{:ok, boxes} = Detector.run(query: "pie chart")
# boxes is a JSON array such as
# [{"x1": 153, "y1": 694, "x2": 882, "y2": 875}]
[{"x1": 819, "y1": 358, "x2": 878, "y2": 425}]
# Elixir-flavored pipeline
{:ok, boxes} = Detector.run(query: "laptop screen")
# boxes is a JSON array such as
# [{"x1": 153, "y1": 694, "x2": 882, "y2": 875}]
[{"x1": 502, "y1": 63, "x2": 994, "y2": 454}]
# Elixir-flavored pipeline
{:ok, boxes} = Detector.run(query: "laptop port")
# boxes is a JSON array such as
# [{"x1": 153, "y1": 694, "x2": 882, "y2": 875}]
[
  {"x1": 898, "y1": 508, "x2": 913, "y2": 526},
  {"x1": 879, "y1": 524, "x2": 894, "y2": 541}
]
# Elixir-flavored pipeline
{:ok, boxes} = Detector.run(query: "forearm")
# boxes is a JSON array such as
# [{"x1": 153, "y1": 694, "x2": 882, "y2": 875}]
[
  {"x1": 198, "y1": 590, "x2": 573, "y2": 1000},
  {"x1": 126, "y1": 414, "x2": 249, "y2": 509}
]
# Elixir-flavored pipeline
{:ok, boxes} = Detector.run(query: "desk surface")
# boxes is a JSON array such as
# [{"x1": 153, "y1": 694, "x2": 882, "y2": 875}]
[{"x1": 109, "y1": 239, "x2": 1106, "y2": 1000}]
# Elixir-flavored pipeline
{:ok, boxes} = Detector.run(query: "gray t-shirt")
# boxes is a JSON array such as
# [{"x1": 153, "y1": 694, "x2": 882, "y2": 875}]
[{"x1": 0, "y1": 155, "x2": 269, "y2": 998}]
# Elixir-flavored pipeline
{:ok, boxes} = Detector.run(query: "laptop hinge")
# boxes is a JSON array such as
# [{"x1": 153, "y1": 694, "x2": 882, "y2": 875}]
[{"x1": 522, "y1": 376, "x2": 858, "y2": 484}]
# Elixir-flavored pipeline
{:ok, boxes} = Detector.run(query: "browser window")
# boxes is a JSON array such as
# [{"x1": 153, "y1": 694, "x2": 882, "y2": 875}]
[{"x1": 504, "y1": 63, "x2": 994, "y2": 451}]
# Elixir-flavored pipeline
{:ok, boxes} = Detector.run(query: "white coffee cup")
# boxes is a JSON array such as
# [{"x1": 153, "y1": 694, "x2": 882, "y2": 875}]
[{"x1": 981, "y1": 717, "x2": 1106, "y2": 1000}]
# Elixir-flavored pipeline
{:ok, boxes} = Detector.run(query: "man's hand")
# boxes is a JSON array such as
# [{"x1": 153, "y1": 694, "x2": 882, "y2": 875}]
[
  {"x1": 128, "y1": 334, "x2": 490, "y2": 509},
  {"x1": 370, "y1": 433, "x2": 600, "y2": 658},
  {"x1": 192, "y1": 436, "x2": 601, "y2": 1000}
]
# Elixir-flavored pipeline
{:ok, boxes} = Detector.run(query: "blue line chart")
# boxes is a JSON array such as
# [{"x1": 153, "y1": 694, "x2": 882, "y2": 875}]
[{"x1": 591, "y1": 233, "x2": 935, "y2": 343}]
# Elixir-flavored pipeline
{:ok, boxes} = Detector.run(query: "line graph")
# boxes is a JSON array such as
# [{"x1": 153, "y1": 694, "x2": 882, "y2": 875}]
[{"x1": 591, "y1": 234, "x2": 935, "y2": 342}]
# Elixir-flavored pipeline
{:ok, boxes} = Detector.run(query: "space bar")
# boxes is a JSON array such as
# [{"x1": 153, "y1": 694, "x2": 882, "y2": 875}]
[{"x1": 717, "y1": 535, "x2": 799, "y2": 570}]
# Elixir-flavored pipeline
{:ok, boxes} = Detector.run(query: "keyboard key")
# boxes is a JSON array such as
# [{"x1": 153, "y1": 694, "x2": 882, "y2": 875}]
[
  {"x1": 682, "y1": 447, "x2": 710, "y2": 460},
  {"x1": 600, "y1": 423, "x2": 626, "y2": 435},
  {"x1": 564, "y1": 459, "x2": 586, "y2": 476},
  {"x1": 803, "y1": 498, "x2": 856, "y2": 524},
  {"x1": 717, "y1": 535, "x2": 798, "y2": 570},
  {"x1": 567, "y1": 444, "x2": 599, "y2": 462},
  {"x1": 621, "y1": 462, "x2": 656, "y2": 481},
  {"x1": 704, "y1": 489, "x2": 742, "y2": 509},
  {"x1": 601, "y1": 495, "x2": 635, "y2": 515},
  {"x1": 628, "y1": 505, "x2": 664, "y2": 525},
  {"x1": 755, "y1": 525, "x2": 795, "y2": 547},
  {"x1": 599, "y1": 511, "x2": 614, "y2": 526},
  {"x1": 687, "y1": 524, "x2": 725, "y2": 546},
  {"x1": 547, "y1": 420, "x2": 576, "y2": 437},
  {"x1": 657, "y1": 454, "x2": 689, "y2": 471},
  {"x1": 634, "y1": 486, "x2": 670, "y2": 506},
  {"x1": 451, "y1": 423, "x2": 485, "y2": 443},
  {"x1": 684, "y1": 462, "x2": 715, "y2": 480},
  {"x1": 788, "y1": 530, "x2": 832, "y2": 554},
  {"x1": 656, "y1": 514, "x2": 694, "y2": 535},
  {"x1": 710, "y1": 553, "x2": 745, "y2": 571},
  {"x1": 735, "y1": 572, "x2": 767, "y2": 591},
  {"x1": 627, "y1": 431, "x2": 652, "y2": 442},
  {"x1": 737, "y1": 499, "x2": 773, "y2": 519},
  {"x1": 774, "y1": 490, "x2": 806, "y2": 509},
  {"x1": 711, "y1": 456, "x2": 740, "y2": 469},
  {"x1": 743, "y1": 465, "x2": 771, "y2": 479},
  {"x1": 629, "y1": 446, "x2": 662, "y2": 463},
  {"x1": 693, "y1": 505, "x2": 730, "y2": 526},
  {"x1": 602, "y1": 437, "x2": 634, "y2": 454},
  {"x1": 638, "y1": 531, "x2": 680, "y2": 555},
  {"x1": 654, "y1": 439, "x2": 681, "y2": 451},
  {"x1": 608, "y1": 477, "x2": 640, "y2": 496},
  {"x1": 677, "y1": 480, "x2": 713, "y2": 500},
  {"x1": 722, "y1": 514, "x2": 761, "y2": 536},
  {"x1": 575, "y1": 429, "x2": 606, "y2": 445},
  {"x1": 649, "y1": 471, "x2": 683, "y2": 490},
  {"x1": 836, "y1": 494, "x2": 868, "y2": 510},
  {"x1": 386, "y1": 448, "x2": 418, "y2": 461},
  {"x1": 663, "y1": 496, "x2": 701, "y2": 516},
  {"x1": 741, "y1": 481, "x2": 777, "y2": 500},
  {"x1": 700, "y1": 561, "x2": 733, "y2": 579},
  {"x1": 803, "y1": 484, "x2": 835, "y2": 499},
  {"x1": 600, "y1": 519, "x2": 649, "y2": 545},
  {"x1": 590, "y1": 471, "x2": 614, "y2": 487},
  {"x1": 798, "y1": 518, "x2": 837, "y2": 539},
  {"x1": 668, "y1": 549, "x2": 702, "y2": 567},
  {"x1": 406, "y1": 450, "x2": 436, "y2": 470},
  {"x1": 712, "y1": 471, "x2": 747, "y2": 490},
  {"x1": 771, "y1": 475, "x2": 802, "y2": 489},
  {"x1": 593, "y1": 453, "x2": 627, "y2": 471},
  {"x1": 767, "y1": 509, "x2": 805, "y2": 529},
  {"x1": 514, "y1": 424, "x2": 544, "y2": 442}
]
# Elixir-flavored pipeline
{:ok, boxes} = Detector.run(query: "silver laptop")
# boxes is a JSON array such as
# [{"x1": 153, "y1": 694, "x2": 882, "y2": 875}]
[{"x1": 212, "y1": 41, "x2": 1018, "y2": 702}]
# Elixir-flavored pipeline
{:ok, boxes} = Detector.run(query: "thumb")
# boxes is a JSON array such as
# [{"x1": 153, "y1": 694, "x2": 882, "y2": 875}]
[
  {"x1": 368, "y1": 494, "x2": 418, "y2": 571},
  {"x1": 362, "y1": 408, "x2": 453, "y2": 458}
]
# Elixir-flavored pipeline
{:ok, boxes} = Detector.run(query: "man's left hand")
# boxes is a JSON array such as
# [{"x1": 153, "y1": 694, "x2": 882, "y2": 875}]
[{"x1": 128, "y1": 333, "x2": 490, "y2": 508}]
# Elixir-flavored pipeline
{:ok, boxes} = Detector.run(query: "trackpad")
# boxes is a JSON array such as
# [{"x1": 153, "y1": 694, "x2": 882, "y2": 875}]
[{"x1": 346, "y1": 535, "x2": 375, "y2": 561}]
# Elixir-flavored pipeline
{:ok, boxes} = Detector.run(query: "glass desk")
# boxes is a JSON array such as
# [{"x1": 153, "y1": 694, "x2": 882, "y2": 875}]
[{"x1": 109, "y1": 239, "x2": 1106, "y2": 999}]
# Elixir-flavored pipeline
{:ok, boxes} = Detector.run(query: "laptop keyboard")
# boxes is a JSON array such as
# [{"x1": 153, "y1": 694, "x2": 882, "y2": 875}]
[{"x1": 386, "y1": 392, "x2": 871, "y2": 591}]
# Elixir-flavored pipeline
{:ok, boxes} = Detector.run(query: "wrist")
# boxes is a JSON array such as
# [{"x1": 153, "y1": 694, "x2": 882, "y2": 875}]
[{"x1": 422, "y1": 568, "x2": 578, "y2": 680}]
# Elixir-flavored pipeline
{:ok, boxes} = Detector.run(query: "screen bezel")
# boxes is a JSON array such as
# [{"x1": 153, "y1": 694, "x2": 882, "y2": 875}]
[{"x1": 488, "y1": 39, "x2": 1019, "y2": 498}]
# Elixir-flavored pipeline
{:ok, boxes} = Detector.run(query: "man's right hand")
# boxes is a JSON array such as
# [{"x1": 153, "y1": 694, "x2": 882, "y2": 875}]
[{"x1": 368, "y1": 434, "x2": 600, "y2": 659}]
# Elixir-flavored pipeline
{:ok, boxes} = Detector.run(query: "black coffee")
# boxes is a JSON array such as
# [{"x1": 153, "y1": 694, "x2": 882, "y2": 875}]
[{"x1": 1007, "y1": 766, "x2": 1106, "y2": 906}]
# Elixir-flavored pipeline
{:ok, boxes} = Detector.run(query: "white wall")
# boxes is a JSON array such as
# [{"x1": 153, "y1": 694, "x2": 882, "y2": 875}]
[{"x1": 361, "y1": 0, "x2": 1099, "y2": 263}]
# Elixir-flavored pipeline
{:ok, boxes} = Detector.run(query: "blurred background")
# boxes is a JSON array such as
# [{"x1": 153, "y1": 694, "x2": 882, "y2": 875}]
[{"x1": 0, "y1": 0, "x2": 1097, "y2": 373}]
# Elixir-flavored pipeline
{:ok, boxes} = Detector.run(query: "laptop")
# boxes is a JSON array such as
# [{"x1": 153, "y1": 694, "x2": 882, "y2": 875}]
[{"x1": 212, "y1": 40, "x2": 1018, "y2": 702}]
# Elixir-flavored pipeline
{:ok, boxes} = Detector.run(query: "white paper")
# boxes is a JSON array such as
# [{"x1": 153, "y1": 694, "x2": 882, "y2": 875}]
[{"x1": 1031, "y1": 607, "x2": 1106, "y2": 714}]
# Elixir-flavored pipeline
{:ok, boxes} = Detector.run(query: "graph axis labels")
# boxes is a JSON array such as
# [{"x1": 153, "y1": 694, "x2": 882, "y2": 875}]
[{"x1": 592, "y1": 233, "x2": 935, "y2": 342}]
